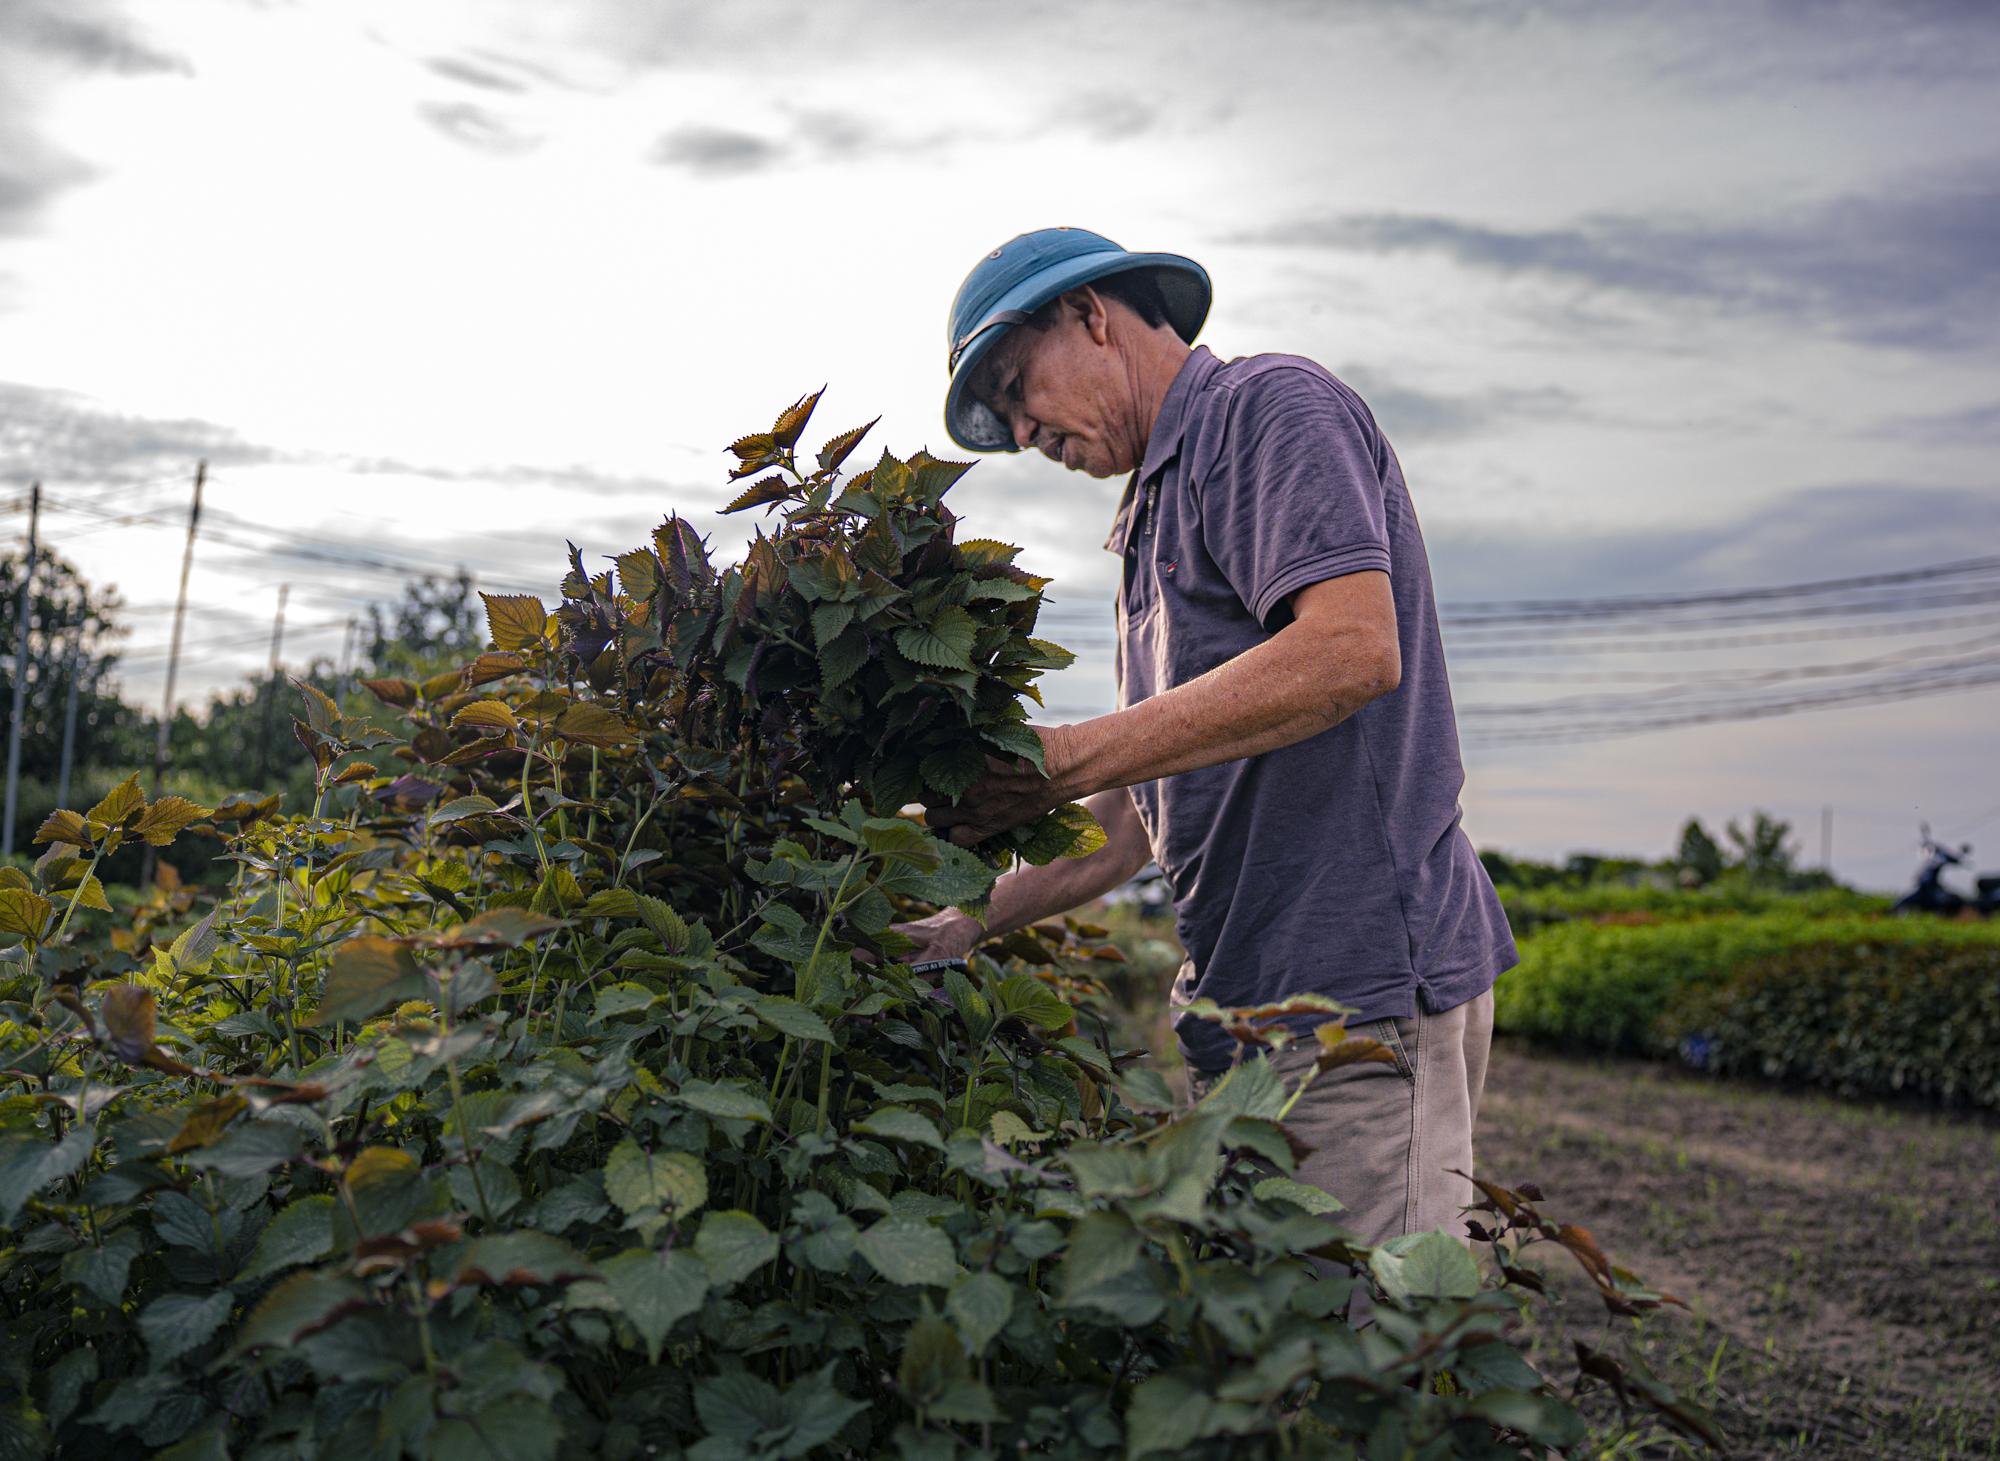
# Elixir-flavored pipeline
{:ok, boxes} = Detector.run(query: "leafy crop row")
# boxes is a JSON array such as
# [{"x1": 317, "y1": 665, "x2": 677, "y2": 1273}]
[
  {"x1": 1658, "y1": 941, "x2": 2000, "y2": 1108},
  {"x1": 1492, "y1": 884, "x2": 1886, "y2": 939},
  {"x1": 1, "y1": 396, "x2": 1709, "y2": 1459},
  {"x1": 1493, "y1": 911, "x2": 2000, "y2": 1059}
]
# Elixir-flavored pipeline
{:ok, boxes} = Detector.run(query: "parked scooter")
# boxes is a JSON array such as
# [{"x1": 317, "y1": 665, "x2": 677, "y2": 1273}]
[{"x1": 1891, "y1": 825, "x2": 2000, "y2": 917}]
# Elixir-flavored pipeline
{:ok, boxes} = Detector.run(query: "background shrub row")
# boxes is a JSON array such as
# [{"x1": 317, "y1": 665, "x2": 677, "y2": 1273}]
[{"x1": 1492, "y1": 912, "x2": 2000, "y2": 1075}]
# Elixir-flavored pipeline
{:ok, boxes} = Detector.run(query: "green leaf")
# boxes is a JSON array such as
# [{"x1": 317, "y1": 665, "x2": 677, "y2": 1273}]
[
  {"x1": 1050, "y1": 801, "x2": 1106, "y2": 858},
  {"x1": 1057, "y1": 1211, "x2": 1140, "y2": 1305},
  {"x1": 978, "y1": 719, "x2": 1045, "y2": 771},
  {"x1": 811, "y1": 601, "x2": 855, "y2": 647},
  {"x1": 693, "y1": 1363, "x2": 866, "y2": 1460},
  {"x1": 0, "y1": 1127, "x2": 92, "y2": 1224},
  {"x1": 722, "y1": 473, "x2": 796, "y2": 514},
  {"x1": 431, "y1": 906, "x2": 561, "y2": 950},
  {"x1": 87, "y1": 772, "x2": 146, "y2": 829},
  {"x1": 0, "y1": 887, "x2": 54, "y2": 938},
  {"x1": 895, "y1": 605, "x2": 976, "y2": 670},
  {"x1": 229, "y1": 1272, "x2": 368, "y2": 1356},
  {"x1": 451, "y1": 699, "x2": 519, "y2": 735},
  {"x1": 482, "y1": 592, "x2": 548, "y2": 651},
  {"x1": 1192, "y1": 1057, "x2": 1288, "y2": 1121},
  {"x1": 42, "y1": 1346, "x2": 96, "y2": 1430},
  {"x1": 139, "y1": 1290, "x2": 235, "y2": 1367},
  {"x1": 635, "y1": 894, "x2": 690, "y2": 952},
  {"x1": 818, "y1": 624, "x2": 870, "y2": 690},
  {"x1": 133, "y1": 794, "x2": 212, "y2": 846},
  {"x1": 453, "y1": 1232, "x2": 599, "y2": 1287},
  {"x1": 185, "y1": 1119, "x2": 304, "y2": 1178},
  {"x1": 61, "y1": 1230, "x2": 138, "y2": 1308},
  {"x1": 614, "y1": 546, "x2": 660, "y2": 599},
  {"x1": 1113, "y1": 1067, "x2": 1176, "y2": 1114},
  {"x1": 675, "y1": 1079, "x2": 772, "y2": 1124},
  {"x1": 313, "y1": 936, "x2": 426, "y2": 1025},
  {"x1": 167, "y1": 908, "x2": 222, "y2": 975},
  {"x1": 818, "y1": 417, "x2": 878, "y2": 471},
  {"x1": 992, "y1": 974, "x2": 1073, "y2": 1033},
  {"x1": 898, "y1": 1310, "x2": 967, "y2": 1405},
  {"x1": 854, "y1": 1106, "x2": 944, "y2": 1153},
  {"x1": 604, "y1": 1140, "x2": 707, "y2": 1235},
  {"x1": 902, "y1": 839, "x2": 999, "y2": 909},
  {"x1": 989, "y1": 1109, "x2": 1047, "y2": 1146},
  {"x1": 1125, "y1": 1372, "x2": 1257, "y2": 1459},
  {"x1": 694, "y1": 1210, "x2": 779, "y2": 1286},
  {"x1": 241, "y1": 1194, "x2": 335, "y2": 1281},
  {"x1": 754, "y1": 994, "x2": 835, "y2": 1042},
  {"x1": 860, "y1": 817, "x2": 943, "y2": 871},
  {"x1": 1252, "y1": 1177, "x2": 1345, "y2": 1214},
  {"x1": 597, "y1": 1249, "x2": 708, "y2": 1362},
  {"x1": 919, "y1": 741, "x2": 988, "y2": 800},
  {"x1": 429, "y1": 1396, "x2": 563, "y2": 1461},
  {"x1": 1023, "y1": 636, "x2": 1075, "y2": 670},
  {"x1": 855, "y1": 1216, "x2": 957, "y2": 1286},
  {"x1": 947, "y1": 1271, "x2": 1014, "y2": 1358},
  {"x1": 554, "y1": 701, "x2": 637, "y2": 747},
  {"x1": 1371, "y1": 1229, "x2": 1481, "y2": 1301}
]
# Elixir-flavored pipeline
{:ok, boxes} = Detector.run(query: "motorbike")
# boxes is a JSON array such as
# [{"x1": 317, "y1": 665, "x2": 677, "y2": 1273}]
[{"x1": 1890, "y1": 825, "x2": 2000, "y2": 917}]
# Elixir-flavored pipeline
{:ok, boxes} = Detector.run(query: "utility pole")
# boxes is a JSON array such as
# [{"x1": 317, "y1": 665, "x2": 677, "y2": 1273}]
[
  {"x1": 56, "y1": 626, "x2": 82, "y2": 810},
  {"x1": 339, "y1": 616, "x2": 358, "y2": 702},
  {"x1": 3, "y1": 484, "x2": 41, "y2": 858},
  {"x1": 142, "y1": 462, "x2": 204, "y2": 886},
  {"x1": 256, "y1": 584, "x2": 288, "y2": 787}
]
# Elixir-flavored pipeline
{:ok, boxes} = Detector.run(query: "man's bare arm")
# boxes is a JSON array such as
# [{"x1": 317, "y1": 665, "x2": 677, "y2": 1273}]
[
  {"x1": 897, "y1": 786, "x2": 1151, "y2": 960},
  {"x1": 931, "y1": 572, "x2": 1399, "y2": 847}
]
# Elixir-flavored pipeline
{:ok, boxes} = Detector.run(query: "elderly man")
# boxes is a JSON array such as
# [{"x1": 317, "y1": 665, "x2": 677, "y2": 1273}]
[{"x1": 902, "y1": 227, "x2": 1515, "y2": 1247}]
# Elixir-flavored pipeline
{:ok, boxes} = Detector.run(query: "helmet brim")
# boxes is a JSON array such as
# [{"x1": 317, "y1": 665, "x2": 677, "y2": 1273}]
[{"x1": 943, "y1": 251, "x2": 1211, "y2": 454}]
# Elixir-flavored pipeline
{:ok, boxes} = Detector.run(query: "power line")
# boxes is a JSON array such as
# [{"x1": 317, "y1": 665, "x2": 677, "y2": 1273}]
[{"x1": 1440, "y1": 554, "x2": 2000, "y2": 620}]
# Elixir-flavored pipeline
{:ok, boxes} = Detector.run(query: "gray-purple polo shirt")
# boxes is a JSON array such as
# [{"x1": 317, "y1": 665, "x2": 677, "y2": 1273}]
[{"x1": 1105, "y1": 345, "x2": 1515, "y2": 1073}]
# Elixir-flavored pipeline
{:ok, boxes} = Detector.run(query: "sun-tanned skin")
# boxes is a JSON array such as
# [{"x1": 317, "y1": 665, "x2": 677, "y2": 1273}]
[{"x1": 904, "y1": 285, "x2": 1401, "y2": 957}]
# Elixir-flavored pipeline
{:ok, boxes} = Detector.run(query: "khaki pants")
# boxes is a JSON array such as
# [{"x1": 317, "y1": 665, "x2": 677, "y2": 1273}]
[{"x1": 1187, "y1": 987, "x2": 1494, "y2": 1246}]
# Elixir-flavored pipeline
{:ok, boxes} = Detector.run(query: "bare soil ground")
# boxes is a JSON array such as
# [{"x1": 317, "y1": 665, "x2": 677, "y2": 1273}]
[{"x1": 1478, "y1": 1038, "x2": 2000, "y2": 1459}]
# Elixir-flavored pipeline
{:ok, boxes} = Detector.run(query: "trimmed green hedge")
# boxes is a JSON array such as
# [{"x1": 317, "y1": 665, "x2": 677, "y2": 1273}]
[
  {"x1": 1493, "y1": 913, "x2": 2000, "y2": 1055},
  {"x1": 1495, "y1": 883, "x2": 1887, "y2": 937},
  {"x1": 1659, "y1": 943, "x2": 2000, "y2": 1109}
]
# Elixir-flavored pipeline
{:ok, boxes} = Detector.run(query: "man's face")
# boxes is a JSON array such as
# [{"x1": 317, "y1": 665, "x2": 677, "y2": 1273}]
[{"x1": 970, "y1": 292, "x2": 1136, "y2": 479}]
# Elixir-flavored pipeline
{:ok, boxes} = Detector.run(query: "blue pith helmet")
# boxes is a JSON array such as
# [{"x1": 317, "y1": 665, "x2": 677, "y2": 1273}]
[{"x1": 943, "y1": 227, "x2": 1211, "y2": 453}]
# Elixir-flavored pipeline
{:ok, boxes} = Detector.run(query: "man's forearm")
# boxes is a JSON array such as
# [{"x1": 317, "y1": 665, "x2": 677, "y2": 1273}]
[
  {"x1": 1053, "y1": 572, "x2": 1399, "y2": 800},
  {"x1": 967, "y1": 789, "x2": 1151, "y2": 941}
]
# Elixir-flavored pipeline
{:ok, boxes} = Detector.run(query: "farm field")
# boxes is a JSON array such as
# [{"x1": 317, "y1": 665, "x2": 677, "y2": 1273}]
[{"x1": 1481, "y1": 1040, "x2": 2000, "y2": 1459}]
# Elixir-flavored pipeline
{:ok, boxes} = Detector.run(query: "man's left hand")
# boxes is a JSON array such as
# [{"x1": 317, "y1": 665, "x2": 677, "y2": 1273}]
[{"x1": 926, "y1": 725, "x2": 1084, "y2": 848}]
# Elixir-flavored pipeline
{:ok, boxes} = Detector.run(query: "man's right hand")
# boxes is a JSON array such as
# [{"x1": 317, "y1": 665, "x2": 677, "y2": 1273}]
[{"x1": 891, "y1": 907, "x2": 985, "y2": 963}]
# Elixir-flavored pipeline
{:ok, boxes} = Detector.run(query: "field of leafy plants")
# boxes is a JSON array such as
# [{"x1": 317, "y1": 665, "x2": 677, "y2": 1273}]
[
  {"x1": 1493, "y1": 911, "x2": 2000, "y2": 1108},
  {"x1": 0, "y1": 397, "x2": 1711, "y2": 1459}
]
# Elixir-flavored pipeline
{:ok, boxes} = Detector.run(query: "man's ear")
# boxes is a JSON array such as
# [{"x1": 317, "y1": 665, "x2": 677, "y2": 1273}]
[{"x1": 1062, "y1": 286, "x2": 1113, "y2": 345}]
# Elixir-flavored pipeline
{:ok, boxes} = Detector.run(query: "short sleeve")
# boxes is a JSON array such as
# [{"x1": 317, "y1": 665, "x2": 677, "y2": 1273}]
[{"x1": 1197, "y1": 367, "x2": 1392, "y2": 631}]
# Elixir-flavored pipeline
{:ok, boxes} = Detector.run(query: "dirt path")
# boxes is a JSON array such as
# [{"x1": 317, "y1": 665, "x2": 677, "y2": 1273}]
[{"x1": 1477, "y1": 1039, "x2": 2000, "y2": 1459}]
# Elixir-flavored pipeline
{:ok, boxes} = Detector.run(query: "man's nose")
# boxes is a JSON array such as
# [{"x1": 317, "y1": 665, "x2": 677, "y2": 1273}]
[{"x1": 1010, "y1": 411, "x2": 1039, "y2": 452}]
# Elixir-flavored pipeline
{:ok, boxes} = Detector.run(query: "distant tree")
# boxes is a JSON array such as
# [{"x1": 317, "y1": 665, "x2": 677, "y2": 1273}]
[
  {"x1": 1676, "y1": 818, "x2": 1726, "y2": 887},
  {"x1": 1725, "y1": 810, "x2": 1797, "y2": 886},
  {"x1": 0, "y1": 550, "x2": 156, "y2": 850},
  {"x1": 0, "y1": 548, "x2": 148, "y2": 783},
  {"x1": 171, "y1": 659, "x2": 338, "y2": 800},
  {"x1": 364, "y1": 571, "x2": 482, "y2": 675}
]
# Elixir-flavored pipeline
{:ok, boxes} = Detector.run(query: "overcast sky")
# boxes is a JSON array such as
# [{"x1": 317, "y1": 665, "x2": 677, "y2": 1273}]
[{"x1": 2, "y1": 0, "x2": 1996, "y2": 888}]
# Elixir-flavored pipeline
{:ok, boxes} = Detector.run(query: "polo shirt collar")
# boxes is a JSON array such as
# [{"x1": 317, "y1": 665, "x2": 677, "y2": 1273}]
[
  {"x1": 1104, "y1": 345, "x2": 1219, "y2": 555},
  {"x1": 1137, "y1": 344, "x2": 1219, "y2": 486}
]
